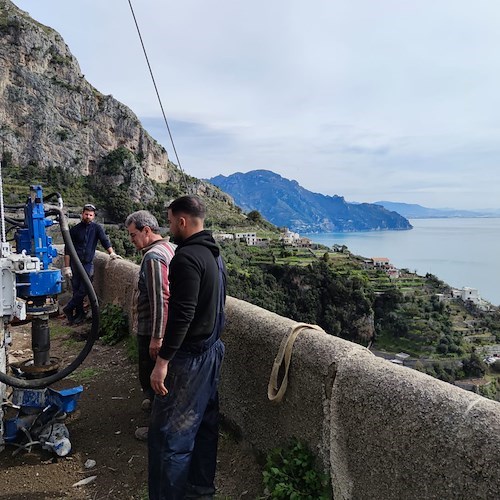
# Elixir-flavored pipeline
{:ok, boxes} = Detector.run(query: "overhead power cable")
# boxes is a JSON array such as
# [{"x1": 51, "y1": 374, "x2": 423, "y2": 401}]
[{"x1": 127, "y1": 0, "x2": 189, "y2": 192}]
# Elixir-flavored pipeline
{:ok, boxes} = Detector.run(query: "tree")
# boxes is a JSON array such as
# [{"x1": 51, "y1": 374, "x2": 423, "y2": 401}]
[
  {"x1": 246, "y1": 210, "x2": 263, "y2": 223},
  {"x1": 462, "y1": 352, "x2": 487, "y2": 378}
]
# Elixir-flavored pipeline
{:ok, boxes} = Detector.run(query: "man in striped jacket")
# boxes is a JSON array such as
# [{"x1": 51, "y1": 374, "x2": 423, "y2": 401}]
[{"x1": 125, "y1": 210, "x2": 176, "y2": 440}]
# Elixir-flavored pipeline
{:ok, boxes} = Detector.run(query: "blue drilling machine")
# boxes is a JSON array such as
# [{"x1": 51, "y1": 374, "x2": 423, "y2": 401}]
[{"x1": 0, "y1": 176, "x2": 100, "y2": 457}]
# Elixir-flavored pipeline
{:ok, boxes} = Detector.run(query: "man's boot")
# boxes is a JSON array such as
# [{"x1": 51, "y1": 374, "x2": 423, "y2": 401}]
[
  {"x1": 62, "y1": 304, "x2": 75, "y2": 325},
  {"x1": 73, "y1": 305, "x2": 87, "y2": 325}
]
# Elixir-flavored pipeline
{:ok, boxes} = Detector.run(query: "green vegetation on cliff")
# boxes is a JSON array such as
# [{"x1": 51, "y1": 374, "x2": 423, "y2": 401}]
[
  {"x1": 4, "y1": 157, "x2": 500, "y2": 399},
  {"x1": 0, "y1": 148, "x2": 254, "y2": 230},
  {"x1": 214, "y1": 240, "x2": 500, "y2": 399},
  {"x1": 222, "y1": 241, "x2": 373, "y2": 343}
]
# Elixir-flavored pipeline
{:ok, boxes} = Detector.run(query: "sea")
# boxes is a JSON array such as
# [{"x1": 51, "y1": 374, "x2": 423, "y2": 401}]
[{"x1": 303, "y1": 218, "x2": 500, "y2": 307}]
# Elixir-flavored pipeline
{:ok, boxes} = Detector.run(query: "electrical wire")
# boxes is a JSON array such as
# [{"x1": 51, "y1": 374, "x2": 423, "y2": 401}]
[
  {"x1": 0, "y1": 160, "x2": 8, "y2": 249},
  {"x1": 127, "y1": 0, "x2": 189, "y2": 193}
]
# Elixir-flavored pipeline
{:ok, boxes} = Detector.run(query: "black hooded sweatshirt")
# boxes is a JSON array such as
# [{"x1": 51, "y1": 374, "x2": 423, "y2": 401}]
[{"x1": 158, "y1": 230, "x2": 226, "y2": 361}]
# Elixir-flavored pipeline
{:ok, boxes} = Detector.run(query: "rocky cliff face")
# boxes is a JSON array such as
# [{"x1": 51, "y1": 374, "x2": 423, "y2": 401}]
[{"x1": 0, "y1": 0, "x2": 191, "y2": 198}]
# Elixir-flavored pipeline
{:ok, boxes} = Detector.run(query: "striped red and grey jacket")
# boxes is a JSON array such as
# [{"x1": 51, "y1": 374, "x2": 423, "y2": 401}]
[{"x1": 134, "y1": 239, "x2": 176, "y2": 338}]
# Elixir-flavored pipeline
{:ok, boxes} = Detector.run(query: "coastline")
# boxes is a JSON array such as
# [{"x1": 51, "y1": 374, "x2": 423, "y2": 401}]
[{"x1": 303, "y1": 217, "x2": 500, "y2": 306}]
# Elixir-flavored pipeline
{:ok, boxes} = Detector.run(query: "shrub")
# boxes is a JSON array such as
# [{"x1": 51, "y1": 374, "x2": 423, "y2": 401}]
[
  {"x1": 99, "y1": 303, "x2": 129, "y2": 345},
  {"x1": 262, "y1": 439, "x2": 330, "y2": 499},
  {"x1": 462, "y1": 352, "x2": 487, "y2": 378},
  {"x1": 101, "y1": 146, "x2": 132, "y2": 175},
  {"x1": 56, "y1": 129, "x2": 70, "y2": 141}
]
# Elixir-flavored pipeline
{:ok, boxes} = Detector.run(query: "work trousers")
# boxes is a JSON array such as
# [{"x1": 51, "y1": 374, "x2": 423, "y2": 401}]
[
  {"x1": 66, "y1": 262, "x2": 93, "y2": 314},
  {"x1": 148, "y1": 338, "x2": 225, "y2": 500},
  {"x1": 138, "y1": 335, "x2": 155, "y2": 401}
]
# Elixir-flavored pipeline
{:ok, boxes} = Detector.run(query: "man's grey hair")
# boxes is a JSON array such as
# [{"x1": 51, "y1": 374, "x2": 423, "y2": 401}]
[{"x1": 125, "y1": 210, "x2": 160, "y2": 232}]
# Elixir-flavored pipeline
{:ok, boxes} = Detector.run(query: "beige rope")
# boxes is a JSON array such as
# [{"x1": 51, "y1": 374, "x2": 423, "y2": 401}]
[{"x1": 267, "y1": 322, "x2": 326, "y2": 403}]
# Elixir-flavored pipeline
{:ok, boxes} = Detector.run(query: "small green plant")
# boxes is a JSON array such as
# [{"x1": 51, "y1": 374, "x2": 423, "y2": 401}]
[
  {"x1": 99, "y1": 303, "x2": 129, "y2": 345},
  {"x1": 63, "y1": 336, "x2": 83, "y2": 348},
  {"x1": 69, "y1": 367, "x2": 101, "y2": 383},
  {"x1": 56, "y1": 128, "x2": 70, "y2": 141},
  {"x1": 262, "y1": 438, "x2": 330, "y2": 499},
  {"x1": 125, "y1": 334, "x2": 139, "y2": 363},
  {"x1": 50, "y1": 324, "x2": 74, "y2": 338}
]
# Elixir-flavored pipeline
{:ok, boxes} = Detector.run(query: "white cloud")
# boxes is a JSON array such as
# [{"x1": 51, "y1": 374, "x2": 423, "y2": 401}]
[{"x1": 13, "y1": 0, "x2": 500, "y2": 209}]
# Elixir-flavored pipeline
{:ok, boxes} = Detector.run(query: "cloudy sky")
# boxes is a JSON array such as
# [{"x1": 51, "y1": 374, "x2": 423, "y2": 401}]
[{"x1": 14, "y1": 0, "x2": 500, "y2": 209}]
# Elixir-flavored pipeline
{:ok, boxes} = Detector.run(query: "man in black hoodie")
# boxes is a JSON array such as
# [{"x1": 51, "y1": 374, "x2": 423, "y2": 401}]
[{"x1": 149, "y1": 195, "x2": 226, "y2": 500}]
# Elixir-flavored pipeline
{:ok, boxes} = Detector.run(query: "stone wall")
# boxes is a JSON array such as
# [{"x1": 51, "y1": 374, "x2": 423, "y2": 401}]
[{"x1": 92, "y1": 252, "x2": 500, "y2": 499}]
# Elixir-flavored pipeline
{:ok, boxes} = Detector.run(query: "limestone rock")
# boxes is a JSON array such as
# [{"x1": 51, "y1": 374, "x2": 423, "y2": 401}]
[{"x1": 0, "y1": 0, "x2": 216, "y2": 205}]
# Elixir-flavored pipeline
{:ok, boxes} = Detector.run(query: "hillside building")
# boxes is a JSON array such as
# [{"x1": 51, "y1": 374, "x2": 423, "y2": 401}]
[
  {"x1": 280, "y1": 229, "x2": 300, "y2": 246},
  {"x1": 235, "y1": 232, "x2": 257, "y2": 245},
  {"x1": 213, "y1": 233, "x2": 234, "y2": 242},
  {"x1": 451, "y1": 287, "x2": 481, "y2": 305}
]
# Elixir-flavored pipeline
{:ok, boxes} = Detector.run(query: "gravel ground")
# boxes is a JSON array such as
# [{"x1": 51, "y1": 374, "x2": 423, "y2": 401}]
[{"x1": 0, "y1": 316, "x2": 264, "y2": 499}]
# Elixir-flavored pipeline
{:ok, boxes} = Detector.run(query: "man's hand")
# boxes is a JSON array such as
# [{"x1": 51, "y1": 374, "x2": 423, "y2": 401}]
[
  {"x1": 149, "y1": 337, "x2": 163, "y2": 360},
  {"x1": 109, "y1": 252, "x2": 123, "y2": 260},
  {"x1": 62, "y1": 267, "x2": 73, "y2": 279},
  {"x1": 151, "y1": 357, "x2": 169, "y2": 396}
]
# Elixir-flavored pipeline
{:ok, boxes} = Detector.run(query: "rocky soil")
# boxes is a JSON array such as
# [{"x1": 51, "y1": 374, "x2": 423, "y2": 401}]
[{"x1": 0, "y1": 315, "x2": 264, "y2": 499}]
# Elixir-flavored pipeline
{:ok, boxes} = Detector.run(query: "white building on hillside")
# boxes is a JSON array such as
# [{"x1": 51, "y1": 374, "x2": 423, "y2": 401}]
[
  {"x1": 213, "y1": 233, "x2": 234, "y2": 242},
  {"x1": 235, "y1": 232, "x2": 257, "y2": 246},
  {"x1": 459, "y1": 287, "x2": 480, "y2": 304},
  {"x1": 461, "y1": 287, "x2": 480, "y2": 302},
  {"x1": 280, "y1": 229, "x2": 300, "y2": 246}
]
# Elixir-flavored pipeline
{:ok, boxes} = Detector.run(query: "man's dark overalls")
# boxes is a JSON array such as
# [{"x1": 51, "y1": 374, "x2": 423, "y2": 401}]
[
  {"x1": 66, "y1": 261, "x2": 94, "y2": 320},
  {"x1": 148, "y1": 256, "x2": 226, "y2": 500},
  {"x1": 65, "y1": 220, "x2": 109, "y2": 322}
]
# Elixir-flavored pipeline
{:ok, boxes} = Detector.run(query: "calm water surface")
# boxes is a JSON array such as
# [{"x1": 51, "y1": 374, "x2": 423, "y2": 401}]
[{"x1": 304, "y1": 218, "x2": 500, "y2": 306}]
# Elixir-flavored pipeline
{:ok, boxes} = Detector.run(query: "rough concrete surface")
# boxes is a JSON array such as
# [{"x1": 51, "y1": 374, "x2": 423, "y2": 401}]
[{"x1": 93, "y1": 252, "x2": 500, "y2": 499}]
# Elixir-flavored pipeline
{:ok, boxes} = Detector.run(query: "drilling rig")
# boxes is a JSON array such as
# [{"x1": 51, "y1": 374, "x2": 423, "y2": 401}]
[{"x1": 0, "y1": 170, "x2": 100, "y2": 457}]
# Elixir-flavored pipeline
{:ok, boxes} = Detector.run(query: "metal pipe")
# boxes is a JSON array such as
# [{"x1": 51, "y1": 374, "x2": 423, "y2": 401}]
[
  {"x1": 31, "y1": 316, "x2": 50, "y2": 366},
  {"x1": 0, "y1": 205, "x2": 100, "y2": 389}
]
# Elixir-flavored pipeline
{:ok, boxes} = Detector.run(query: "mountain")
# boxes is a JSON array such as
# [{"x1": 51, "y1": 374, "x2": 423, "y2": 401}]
[
  {"x1": 0, "y1": 0, "x2": 173, "y2": 184},
  {"x1": 0, "y1": 0, "x2": 236, "y2": 220},
  {"x1": 208, "y1": 170, "x2": 412, "y2": 233},
  {"x1": 373, "y1": 201, "x2": 500, "y2": 219}
]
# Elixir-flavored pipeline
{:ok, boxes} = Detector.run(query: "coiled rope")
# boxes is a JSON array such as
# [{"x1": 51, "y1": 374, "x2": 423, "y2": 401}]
[{"x1": 268, "y1": 323, "x2": 326, "y2": 403}]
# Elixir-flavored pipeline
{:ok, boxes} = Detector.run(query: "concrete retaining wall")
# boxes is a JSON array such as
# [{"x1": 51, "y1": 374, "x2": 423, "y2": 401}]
[{"x1": 92, "y1": 252, "x2": 500, "y2": 499}]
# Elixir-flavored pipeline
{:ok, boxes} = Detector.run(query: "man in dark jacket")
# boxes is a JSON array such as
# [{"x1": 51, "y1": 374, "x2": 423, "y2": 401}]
[
  {"x1": 149, "y1": 195, "x2": 226, "y2": 500},
  {"x1": 63, "y1": 203, "x2": 121, "y2": 324}
]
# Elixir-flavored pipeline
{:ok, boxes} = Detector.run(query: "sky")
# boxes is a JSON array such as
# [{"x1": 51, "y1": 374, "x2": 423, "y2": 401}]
[{"x1": 13, "y1": 0, "x2": 500, "y2": 210}]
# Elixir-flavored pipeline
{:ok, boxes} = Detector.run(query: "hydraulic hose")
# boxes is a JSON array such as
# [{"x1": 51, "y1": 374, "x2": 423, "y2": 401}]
[
  {"x1": 43, "y1": 192, "x2": 63, "y2": 209},
  {"x1": 3, "y1": 204, "x2": 25, "y2": 209},
  {"x1": 0, "y1": 206, "x2": 100, "y2": 389},
  {"x1": 5, "y1": 216, "x2": 25, "y2": 226}
]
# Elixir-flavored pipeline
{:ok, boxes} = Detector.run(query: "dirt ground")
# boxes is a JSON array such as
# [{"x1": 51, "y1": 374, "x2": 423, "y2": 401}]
[{"x1": 0, "y1": 314, "x2": 264, "y2": 500}]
